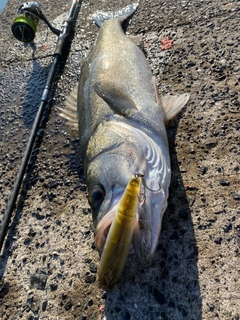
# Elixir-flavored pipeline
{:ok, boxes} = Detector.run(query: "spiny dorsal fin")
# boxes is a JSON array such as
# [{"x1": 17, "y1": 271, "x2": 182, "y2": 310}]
[
  {"x1": 58, "y1": 83, "x2": 79, "y2": 131},
  {"x1": 160, "y1": 94, "x2": 190, "y2": 123},
  {"x1": 94, "y1": 82, "x2": 138, "y2": 117}
]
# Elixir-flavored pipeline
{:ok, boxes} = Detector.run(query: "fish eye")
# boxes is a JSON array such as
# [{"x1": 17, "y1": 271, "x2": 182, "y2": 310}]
[{"x1": 89, "y1": 185, "x2": 105, "y2": 205}]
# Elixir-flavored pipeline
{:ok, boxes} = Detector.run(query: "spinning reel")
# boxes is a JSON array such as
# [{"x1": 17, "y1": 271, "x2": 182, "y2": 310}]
[{"x1": 12, "y1": 1, "x2": 61, "y2": 42}]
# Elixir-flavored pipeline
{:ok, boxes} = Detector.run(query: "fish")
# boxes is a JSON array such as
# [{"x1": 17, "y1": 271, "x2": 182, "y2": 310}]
[{"x1": 59, "y1": 3, "x2": 190, "y2": 288}]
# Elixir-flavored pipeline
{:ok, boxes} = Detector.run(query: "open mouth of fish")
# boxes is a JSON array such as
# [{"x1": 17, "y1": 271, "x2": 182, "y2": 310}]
[{"x1": 95, "y1": 175, "x2": 167, "y2": 289}]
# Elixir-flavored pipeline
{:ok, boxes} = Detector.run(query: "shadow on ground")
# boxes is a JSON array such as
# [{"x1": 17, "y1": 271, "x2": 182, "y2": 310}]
[{"x1": 0, "y1": 44, "x2": 69, "y2": 274}]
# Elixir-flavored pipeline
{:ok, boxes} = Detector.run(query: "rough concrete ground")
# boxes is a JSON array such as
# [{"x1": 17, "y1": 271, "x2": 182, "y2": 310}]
[{"x1": 0, "y1": 0, "x2": 239, "y2": 319}]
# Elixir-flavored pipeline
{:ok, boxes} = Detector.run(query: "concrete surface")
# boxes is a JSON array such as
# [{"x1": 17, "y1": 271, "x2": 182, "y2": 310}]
[{"x1": 0, "y1": 0, "x2": 239, "y2": 319}]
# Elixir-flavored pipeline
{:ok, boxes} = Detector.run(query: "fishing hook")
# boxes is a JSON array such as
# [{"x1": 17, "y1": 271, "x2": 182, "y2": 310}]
[
  {"x1": 142, "y1": 178, "x2": 161, "y2": 192},
  {"x1": 134, "y1": 172, "x2": 161, "y2": 194}
]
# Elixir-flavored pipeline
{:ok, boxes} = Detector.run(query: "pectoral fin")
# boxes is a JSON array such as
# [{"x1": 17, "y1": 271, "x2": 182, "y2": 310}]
[
  {"x1": 94, "y1": 82, "x2": 138, "y2": 117},
  {"x1": 160, "y1": 94, "x2": 190, "y2": 123},
  {"x1": 152, "y1": 76, "x2": 190, "y2": 123}
]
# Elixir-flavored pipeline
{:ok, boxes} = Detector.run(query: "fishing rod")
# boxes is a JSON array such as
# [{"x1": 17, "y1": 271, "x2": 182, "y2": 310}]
[{"x1": 0, "y1": 0, "x2": 82, "y2": 253}]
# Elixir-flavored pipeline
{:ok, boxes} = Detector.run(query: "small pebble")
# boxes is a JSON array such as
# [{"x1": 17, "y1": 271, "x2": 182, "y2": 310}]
[
  {"x1": 89, "y1": 262, "x2": 97, "y2": 273},
  {"x1": 42, "y1": 301, "x2": 47, "y2": 312},
  {"x1": 214, "y1": 237, "x2": 222, "y2": 245},
  {"x1": 219, "y1": 180, "x2": 229, "y2": 186},
  {"x1": 153, "y1": 288, "x2": 166, "y2": 305},
  {"x1": 187, "y1": 196, "x2": 196, "y2": 207},
  {"x1": 205, "y1": 140, "x2": 218, "y2": 149},
  {"x1": 49, "y1": 180, "x2": 59, "y2": 189},
  {"x1": 200, "y1": 166, "x2": 208, "y2": 175},
  {"x1": 30, "y1": 274, "x2": 48, "y2": 290},
  {"x1": 24, "y1": 238, "x2": 31, "y2": 246},
  {"x1": 64, "y1": 301, "x2": 72, "y2": 311},
  {"x1": 232, "y1": 193, "x2": 240, "y2": 200},
  {"x1": 223, "y1": 222, "x2": 232, "y2": 233},
  {"x1": 62, "y1": 293, "x2": 67, "y2": 300},
  {"x1": 85, "y1": 274, "x2": 96, "y2": 283},
  {"x1": 101, "y1": 292, "x2": 107, "y2": 299},
  {"x1": 88, "y1": 299, "x2": 93, "y2": 306},
  {"x1": 50, "y1": 284, "x2": 58, "y2": 291},
  {"x1": 234, "y1": 166, "x2": 239, "y2": 172}
]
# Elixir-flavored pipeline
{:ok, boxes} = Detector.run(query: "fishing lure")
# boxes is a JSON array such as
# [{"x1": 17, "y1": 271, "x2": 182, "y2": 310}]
[{"x1": 98, "y1": 175, "x2": 141, "y2": 289}]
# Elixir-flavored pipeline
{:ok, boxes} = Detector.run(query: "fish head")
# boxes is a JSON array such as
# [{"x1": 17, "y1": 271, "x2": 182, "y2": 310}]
[{"x1": 86, "y1": 123, "x2": 171, "y2": 268}]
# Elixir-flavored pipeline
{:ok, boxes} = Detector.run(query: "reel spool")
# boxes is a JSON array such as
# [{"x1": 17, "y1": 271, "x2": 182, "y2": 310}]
[
  {"x1": 12, "y1": 2, "x2": 41, "y2": 42},
  {"x1": 12, "y1": 2, "x2": 60, "y2": 42}
]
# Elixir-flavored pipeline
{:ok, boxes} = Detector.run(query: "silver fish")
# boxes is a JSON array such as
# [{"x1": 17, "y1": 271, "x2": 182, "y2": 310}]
[{"x1": 59, "y1": 3, "x2": 189, "y2": 287}]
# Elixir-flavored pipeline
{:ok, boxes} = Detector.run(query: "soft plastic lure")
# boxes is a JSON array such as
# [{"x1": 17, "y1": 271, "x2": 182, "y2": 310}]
[{"x1": 98, "y1": 175, "x2": 141, "y2": 289}]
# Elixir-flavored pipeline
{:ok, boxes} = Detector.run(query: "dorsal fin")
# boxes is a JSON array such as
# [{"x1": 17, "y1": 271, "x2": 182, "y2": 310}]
[
  {"x1": 94, "y1": 82, "x2": 138, "y2": 117},
  {"x1": 58, "y1": 83, "x2": 79, "y2": 130}
]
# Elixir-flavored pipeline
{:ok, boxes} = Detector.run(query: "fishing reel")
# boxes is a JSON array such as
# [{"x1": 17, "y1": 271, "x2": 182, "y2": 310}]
[{"x1": 12, "y1": 2, "x2": 61, "y2": 42}]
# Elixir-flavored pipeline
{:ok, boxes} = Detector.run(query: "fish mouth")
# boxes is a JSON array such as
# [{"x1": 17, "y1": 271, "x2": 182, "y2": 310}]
[
  {"x1": 95, "y1": 204, "x2": 119, "y2": 253},
  {"x1": 95, "y1": 187, "x2": 124, "y2": 252},
  {"x1": 95, "y1": 177, "x2": 168, "y2": 289}
]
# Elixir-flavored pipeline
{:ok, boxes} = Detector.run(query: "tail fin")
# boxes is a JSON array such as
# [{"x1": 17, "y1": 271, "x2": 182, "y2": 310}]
[{"x1": 92, "y1": 3, "x2": 139, "y2": 27}]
